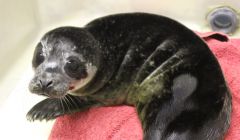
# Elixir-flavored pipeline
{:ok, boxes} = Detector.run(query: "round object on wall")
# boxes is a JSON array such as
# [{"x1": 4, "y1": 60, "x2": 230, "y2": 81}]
[{"x1": 207, "y1": 7, "x2": 239, "y2": 34}]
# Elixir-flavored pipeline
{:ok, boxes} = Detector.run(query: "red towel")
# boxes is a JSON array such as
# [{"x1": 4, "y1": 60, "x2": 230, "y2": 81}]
[{"x1": 49, "y1": 32, "x2": 240, "y2": 140}]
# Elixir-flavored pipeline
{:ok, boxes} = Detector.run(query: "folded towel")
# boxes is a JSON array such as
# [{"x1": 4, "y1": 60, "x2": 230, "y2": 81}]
[{"x1": 49, "y1": 32, "x2": 240, "y2": 140}]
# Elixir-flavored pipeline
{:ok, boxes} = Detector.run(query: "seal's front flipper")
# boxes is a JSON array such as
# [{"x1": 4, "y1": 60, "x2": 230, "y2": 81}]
[
  {"x1": 27, "y1": 98, "x2": 64, "y2": 121},
  {"x1": 27, "y1": 94, "x2": 100, "y2": 121}
]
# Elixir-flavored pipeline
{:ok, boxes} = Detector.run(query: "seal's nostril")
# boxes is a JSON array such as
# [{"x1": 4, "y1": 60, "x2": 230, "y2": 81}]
[
  {"x1": 39, "y1": 80, "x2": 43, "y2": 86},
  {"x1": 39, "y1": 79, "x2": 53, "y2": 88},
  {"x1": 46, "y1": 81, "x2": 53, "y2": 88}
]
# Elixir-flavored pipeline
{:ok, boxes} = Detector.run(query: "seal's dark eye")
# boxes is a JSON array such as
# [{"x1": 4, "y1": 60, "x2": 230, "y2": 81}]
[
  {"x1": 32, "y1": 43, "x2": 44, "y2": 68},
  {"x1": 64, "y1": 56, "x2": 87, "y2": 79}
]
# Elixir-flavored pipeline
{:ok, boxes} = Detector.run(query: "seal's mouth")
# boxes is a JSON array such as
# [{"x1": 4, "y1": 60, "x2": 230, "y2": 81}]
[
  {"x1": 45, "y1": 85, "x2": 74, "y2": 98},
  {"x1": 42, "y1": 90, "x2": 68, "y2": 98},
  {"x1": 68, "y1": 85, "x2": 75, "y2": 90}
]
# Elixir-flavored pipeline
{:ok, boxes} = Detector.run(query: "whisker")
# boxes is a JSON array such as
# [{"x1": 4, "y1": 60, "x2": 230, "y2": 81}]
[
  {"x1": 63, "y1": 96, "x2": 71, "y2": 113},
  {"x1": 59, "y1": 98, "x2": 65, "y2": 114},
  {"x1": 64, "y1": 96, "x2": 76, "y2": 113},
  {"x1": 67, "y1": 95, "x2": 79, "y2": 109}
]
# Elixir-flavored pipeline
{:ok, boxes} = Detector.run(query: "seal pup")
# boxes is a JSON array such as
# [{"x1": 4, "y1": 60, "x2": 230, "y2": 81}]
[{"x1": 27, "y1": 13, "x2": 231, "y2": 140}]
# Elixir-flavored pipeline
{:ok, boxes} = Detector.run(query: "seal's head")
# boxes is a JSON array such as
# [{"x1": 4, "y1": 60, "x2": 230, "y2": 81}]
[{"x1": 29, "y1": 27, "x2": 100, "y2": 98}]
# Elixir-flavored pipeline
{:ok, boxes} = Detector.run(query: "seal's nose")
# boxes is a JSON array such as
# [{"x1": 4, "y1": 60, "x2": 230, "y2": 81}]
[{"x1": 39, "y1": 79, "x2": 53, "y2": 89}]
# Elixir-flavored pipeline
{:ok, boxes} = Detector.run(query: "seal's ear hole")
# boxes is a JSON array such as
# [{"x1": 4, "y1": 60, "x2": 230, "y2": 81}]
[
  {"x1": 32, "y1": 43, "x2": 45, "y2": 68},
  {"x1": 203, "y1": 33, "x2": 229, "y2": 42}
]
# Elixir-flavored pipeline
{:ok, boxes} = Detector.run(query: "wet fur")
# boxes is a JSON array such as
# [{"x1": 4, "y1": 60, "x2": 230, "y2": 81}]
[{"x1": 27, "y1": 13, "x2": 231, "y2": 140}]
